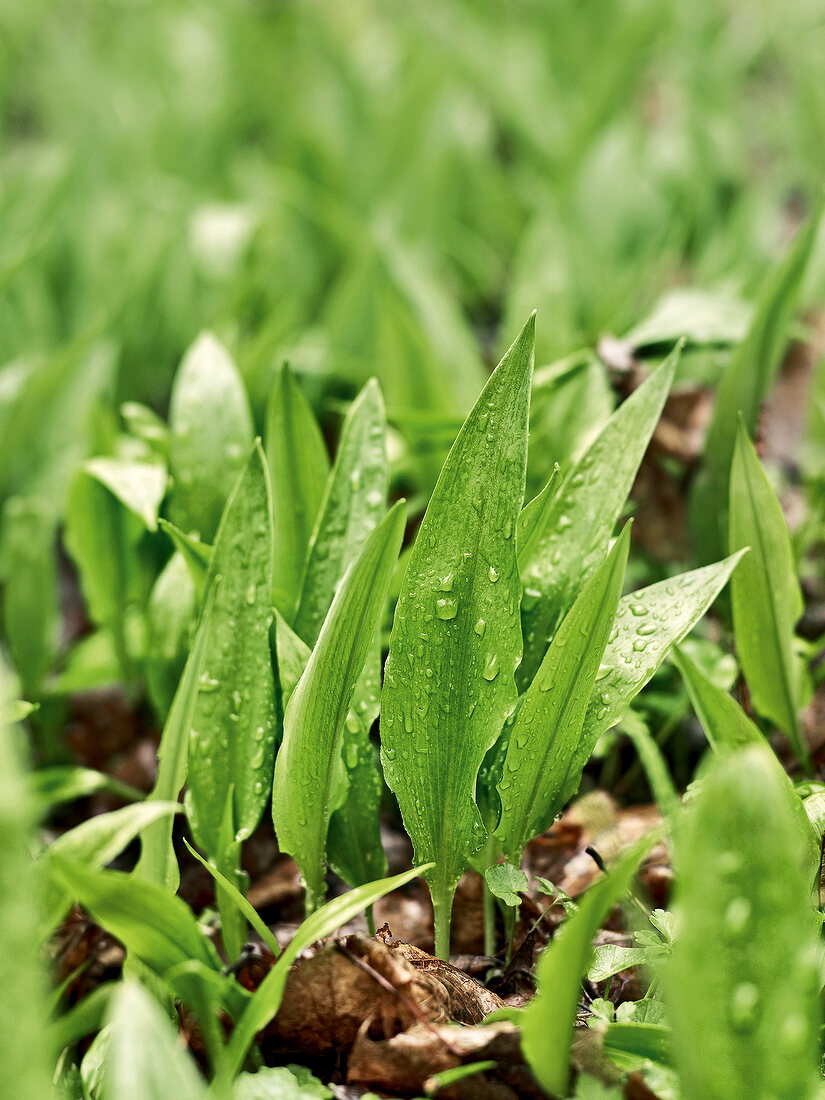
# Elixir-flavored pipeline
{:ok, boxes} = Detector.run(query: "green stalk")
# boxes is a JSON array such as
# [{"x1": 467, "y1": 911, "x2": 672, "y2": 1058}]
[{"x1": 432, "y1": 884, "x2": 455, "y2": 961}]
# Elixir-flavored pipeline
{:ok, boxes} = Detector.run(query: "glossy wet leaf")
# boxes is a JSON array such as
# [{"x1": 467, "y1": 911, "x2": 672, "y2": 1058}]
[
  {"x1": 102, "y1": 981, "x2": 206, "y2": 1100},
  {"x1": 666, "y1": 747, "x2": 821, "y2": 1100},
  {"x1": 185, "y1": 443, "x2": 276, "y2": 857},
  {"x1": 265, "y1": 363, "x2": 330, "y2": 617},
  {"x1": 292, "y1": 377, "x2": 388, "y2": 645},
  {"x1": 574, "y1": 551, "x2": 746, "y2": 790},
  {"x1": 381, "y1": 315, "x2": 534, "y2": 957},
  {"x1": 168, "y1": 332, "x2": 254, "y2": 540},
  {"x1": 691, "y1": 207, "x2": 821, "y2": 564},
  {"x1": 84, "y1": 456, "x2": 167, "y2": 531},
  {"x1": 158, "y1": 519, "x2": 212, "y2": 596},
  {"x1": 137, "y1": 586, "x2": 215, "y2": 891},
  {"x1": 0, "y1": 495, "x2": 58, "y2": 695},
  {"x1": 272, "y1": 502, "x2": 405, "y2": 910},
  {"x1": 521, "y1": 834, "x2": 656, "y2": 1098},
  {"x1": 671, "y1": 645, "x2": 765, "y2": 754},
  {"x1": 0, "y1": 661, "x2": 53, "y2": 1099},
  {"x1": 223, "y1": 863, "x2": 432, "y2": 1077},
  {"x1": 518, "y1": 345, "x2": 678, "y2": 688},
  {"x1": 497, "y1": 525, "x2": 629, "y2": 863},
  {"x1": 730, "y1": 422, "x2": 807, "y2": 764},
  {"x1": 39, "y1": 800, "x2": 181, "y2": 933}
]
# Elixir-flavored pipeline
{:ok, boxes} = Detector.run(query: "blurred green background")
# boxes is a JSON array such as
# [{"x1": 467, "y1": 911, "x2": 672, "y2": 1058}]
[{"x1": 1, "y1": 0, "x2": 824, "y2": 516}]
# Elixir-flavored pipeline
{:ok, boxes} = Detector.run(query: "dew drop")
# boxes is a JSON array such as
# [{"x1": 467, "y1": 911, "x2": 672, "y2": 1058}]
[
  {"x1": 488, "y1": 565, "x2": 500, "y2": 583},
  {"x1": 474, "y1": 617, "x2": 487, "y2": 636},
  {"x1": 436, "y1": 597, "x2": 458, "y2": 620},
  {"x1": 439, "y1": 571, "x2": 455, "y2": 592},
  {"x1": 637, "y1": 623, "x2": 657, "y2": 636},
  {"x1": 630, "y1": 603, "x2": 648, "y2": 617},
  {"x1": 483, "y1": 654, "x2": 500, "y2": 681}
]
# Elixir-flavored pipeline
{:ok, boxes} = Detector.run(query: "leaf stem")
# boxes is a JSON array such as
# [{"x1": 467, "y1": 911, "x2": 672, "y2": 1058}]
[{"x1": 432, "y1": 885, "x2": 454, "y2": 961}]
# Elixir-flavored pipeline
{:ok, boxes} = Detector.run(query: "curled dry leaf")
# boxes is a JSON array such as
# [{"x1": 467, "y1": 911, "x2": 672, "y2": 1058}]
[{"x1": 347, "y1": 1019, "x2": 544, "y2": 1099}]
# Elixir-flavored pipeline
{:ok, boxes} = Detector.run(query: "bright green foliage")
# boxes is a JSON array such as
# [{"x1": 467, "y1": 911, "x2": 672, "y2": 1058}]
[
  {"x1": 521, "y1": 835, "x2": 657, "y2": 1098},
  {"x1": 518, "y1": 346, "x2": 678, "y2": 688},
  {"x1": 577, "y1": 552, "x2": 746, "y2": 774},
  {"x1": 185, "y1": 444, "x2": 276, "y2": 855},
  {"x1": 158, "y1": 519, "x2": 212, "y2": 595},
  {"x1": 30, "y1": 766, "x2": 143, "y2": 812},
  {"x1": 273, "y1": 502, "x2": 405, "y2": 911},
  {"x1": 496, "y1": 525, "x2": 629, "y2": 863},
  {"x1": 666, "y1": 747, "x2": 822, "y2": 1100},
  {"x1": 144, "y1": 550, "x2": 197, "y2": 719},
  {"x1": 293, "y1": 378, "x2": 388, "y2": 645},
  {"x1": 729, "y1": 423, "x2": 808, "y2": 765},
  {"x1": 137, "y1": 587, "x2": 215, "y2": 891},
  {"x1": 265, "y1": 364, "x2": 330, "y2": 617},
  {"x1": 691, "y1": 207, "x2": 822, "y2": 564},
  {"x1": 381, "y1": 315, "x2": 534, "y2": 958},
  {"x1": 40, "y1": 801, "x2": 180, "y2": 933},
  {"x1": 672, "y1": 645, "x2": 765, "y2": 754},
  {"x1": 168, "y1": 333, "x2": 254, "y2": 541},
  {"x1": 102, "y1": 982, "x2": 206, "y2": 1100},
  {"x1": 484, "y1": 862, "x2": 528, "y2": 907},
  {"x1": 84, "y1": 456, "x2": 168, "y2": 531},
  {"x1": 0, "y1": 495, "x2": 58, "y2": 695},
  {"x1": 0, "y1": 662, "x2": 53, "y2": 1100}
]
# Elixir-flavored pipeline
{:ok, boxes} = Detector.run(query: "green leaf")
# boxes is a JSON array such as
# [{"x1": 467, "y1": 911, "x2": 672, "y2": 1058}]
[
  {"x1": 521, "y1": 834, "x2": 657, "y2": 1098},
  {"x1": 30, "y1": 765, "x2": 144, "y2": 813},
  {"x1": 516, "y1": 466, "x2": 559, "y2": 572},
  {"x1": 691, "y1": 206, "x2": 822, "y2": 563},
  {"x1": 496, "y1": 525, "x2": 629, "y2": 863},
  {"x1": 264, "y1": 363, "x2": 330, "y2": 618},
  {"x1": 0, "y1": 660, "x2": 53, "y2": 1099},
  {"x1": 729, "y1": 422, "x2": 808, "y2": 765},
  {"x1": 186, "y1": 443, "x2": 276, "y2": 856},
  {"x1": 158, "y1": 519, "x2": 212, "y2": 596},
  {"x1": 233, "y1": 1066, "x2": 332, "y2": 1100},
  {"x1": 272, "y1": 502, "x2": 405, "y2": 911},
  {"x1": 381, "y1": 314, "x2": 534, "y2": 958},
  {"x1": 168, "y1": 332, "x2": 254, "y2": 541},
  {"x1": 40, "y1": 801, "x2": 181, "y2": 933},
  {"x1": 84, "y1": 456, "x2": 167, "y2": 531},
  {"x1": 223, "y1": 863, "x2": 433, "y2": 1078},
  {"x1": 576, "y1": 551, "x2": 746, "y2": 785},
  {"x1": 144, "y1": 550, "x2": 197, "y2": 719},
  {"x1": 603, "y1": 1022, "x2": 671, "y2": 1070},
  {"x1": 588, "y1": 945, "x2": 651, "y2": 983},
  {"x1": 0, "y1": 495, "x2": 58, "y2": 695},
  {"x1": 136, "y1": 585, "x2": 216, "y2": 891},
  {"x1": 184, "y1": 839, "x2": 281, "y2": 959},
  {"x1": 620, "y1": 715, "x2": 680, "y2": 822},
  {"x1": 666, "y1": 747, "x2": 822, "y2": 1100},
  {"x1": 49, "y1": 857, "x2": 225, "y2": 980},
  {"x1": 484, "y1": 862, "x2": 528, "y2": 907},
  {"x1": 102, "y1": 981, "x2": 207, "y2": 1100},
  {"x1": 293, "y1": 378, "x2": 388, "y2": 645},
  {"x1": 671, "y1": 645, "x2": 765, "y2": 754},
  {"x1": 49, "y1": 982, "x2": 114, "y2": 1054},
  {"x1": 518, "y1": 345, "x2": 678, "y2": 689}
]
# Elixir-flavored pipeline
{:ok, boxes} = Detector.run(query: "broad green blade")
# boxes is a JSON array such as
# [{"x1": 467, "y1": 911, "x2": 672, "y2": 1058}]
[
  {"x1": 516, "y1": 466, "x2": 559, "y2": 571},
  {"x1": 144, "y1": 550, "x2": 197, "y2": 720},
  {"x1": 671, "y1": 645, "x2": 765, "y2": 754},
  {"x1": 691, "y1": 206, "x2": 821, "y2": 564},
  {"x1": 576, "y1": 551, "x2": 746, "y2": 788},
  {"x1": 264, "y1": 363, "x2": 330, "y2": 618},
  {"x1": 30, "y1": 766, "x2": 143, "y2": 812},
  {"x1": 102, "y1": 981, "x2": 207, "y2": 1100},
  {"x1": 186, "y1": 443, "x2": 276, "y2": 856},
  {"x1": 521, "y1": 834, "x2": 657, "y2": 1098},
  {"x1": 158, "y1": 519, "x2": 212, "y2": 595},
  {"x1": 381, "y1": 314, "x2": 534, "y2": 958},
  {"x1": 137, "y1": 585, "x2": 216, "y2": 891},
  {"x1": 168, "y1": 332, "x2": 254, "y2": 541},
  {"x1": 274, "y1": 613, "x2": 388, "y2": 890},
  {"x1": 39, "y1": 800, "x2": 181, "y2": 934},
  {"x1": 0, "y1": 495, "x2": 58, "y2": 695},
  {"x1": 272, "y1": 502, "x2": 405, "y2": 911},
  {"x1": 84, "y1": 456, "x2": 168, "y2": 531},
  {"x1": 223, "y1": 863, "x2": 432, "y2": 1079},
  {"x1": 518, "y1": 346, "x2": 678, "y2": 689},
  {"x1": 496, "y1": 524, "x2": 629, "y2": 863},
  {"x1": 293, "y1": 377, "x2": 388, "y2": 645},
  {"x1": 730, "y1": 422, "x2": 807, "y2": 766},
  {"x1": 666, "y1": 747, "x2": 821, "y2": 1100},
  {"x1": 0, "y1": 660, "x2": 53, "y2": 1100}
]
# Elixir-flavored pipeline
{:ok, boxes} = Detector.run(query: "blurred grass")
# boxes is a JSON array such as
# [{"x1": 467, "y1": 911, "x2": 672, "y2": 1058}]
[{"x1": 0, "y1": 0, "x2": 823, "y2": 445}]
